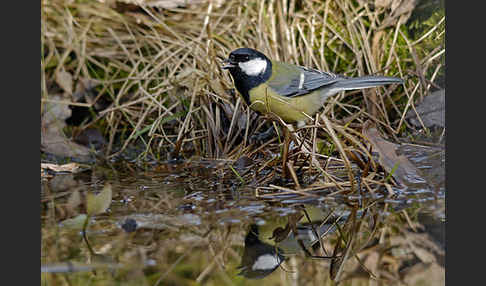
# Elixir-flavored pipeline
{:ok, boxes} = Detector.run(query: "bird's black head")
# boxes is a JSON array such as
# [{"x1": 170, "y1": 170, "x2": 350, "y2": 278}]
[
  {"x1": 222, "y1": 48, "x2": 269, "y2": 74},
  {"x1": 222, "y1": 48, "x2": 272, "y2": 104}
]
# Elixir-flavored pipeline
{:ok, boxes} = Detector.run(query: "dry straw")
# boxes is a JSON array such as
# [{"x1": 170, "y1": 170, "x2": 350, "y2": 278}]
[{"x1": 42, "y1": 0, "x2": 444, "y2": 193}]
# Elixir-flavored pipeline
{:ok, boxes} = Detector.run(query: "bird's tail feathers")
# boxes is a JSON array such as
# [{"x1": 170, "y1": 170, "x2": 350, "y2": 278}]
[
  {"x1": 331, "y1": 75, "x2": 403, "y2": 91},
  {"x1": 318, "y1": 75, "x2": 403, "y2": 105}
]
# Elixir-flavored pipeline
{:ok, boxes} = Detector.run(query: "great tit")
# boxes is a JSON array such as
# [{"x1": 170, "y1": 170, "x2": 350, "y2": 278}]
[{"x1": 222, "y1": 48, "x2": 403, "y2": 126}]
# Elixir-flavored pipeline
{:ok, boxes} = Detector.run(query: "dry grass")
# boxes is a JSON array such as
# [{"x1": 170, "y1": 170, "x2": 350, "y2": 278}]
[
  {"x1": 41, "y1": 0, "x2": 444, "y2": 191},
  {"x1": 41, "y1": 2, "x2": 445, "y2": 283}
]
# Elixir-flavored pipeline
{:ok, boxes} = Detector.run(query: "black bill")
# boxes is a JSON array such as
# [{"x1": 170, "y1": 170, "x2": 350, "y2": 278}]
[{"x1": 222, "y1": 59, "x2": 236, "y2": 69}]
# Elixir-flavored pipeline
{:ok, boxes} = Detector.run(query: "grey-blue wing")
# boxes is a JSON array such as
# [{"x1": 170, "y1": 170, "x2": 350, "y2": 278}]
[{"x1": 267, "y1": 62, "x2": 341, "y2": 97}]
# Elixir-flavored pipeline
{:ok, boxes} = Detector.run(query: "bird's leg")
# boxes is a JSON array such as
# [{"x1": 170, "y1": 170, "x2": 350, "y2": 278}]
[
  {"x1": 250, "y1": 124, "x2": 277, "y2": 143},
  {"x1": 281, "y1": 126, "x2": 291, "y2": 179}
]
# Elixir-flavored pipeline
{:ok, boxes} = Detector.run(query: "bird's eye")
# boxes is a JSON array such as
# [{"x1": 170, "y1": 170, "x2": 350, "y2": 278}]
[{"x1": 232, "y1": 54, "x2": 249, "y2": 62}]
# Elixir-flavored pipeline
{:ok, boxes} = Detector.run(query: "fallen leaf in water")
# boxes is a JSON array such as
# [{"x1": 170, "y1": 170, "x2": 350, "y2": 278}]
[
  {"x1": 59, "y1": 214, "x2": 88, "y2": 230},
  {"x1": 363, "y1": 122, "x2": 426, "y2": 187},
  {"x1": 86, "y1": 184, "x2": 113, "y2": 216}
]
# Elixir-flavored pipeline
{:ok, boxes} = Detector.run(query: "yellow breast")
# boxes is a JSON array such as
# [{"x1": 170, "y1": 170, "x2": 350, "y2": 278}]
[{"x1": 248, "y1": 84, "x2": 323, "y2": 123}]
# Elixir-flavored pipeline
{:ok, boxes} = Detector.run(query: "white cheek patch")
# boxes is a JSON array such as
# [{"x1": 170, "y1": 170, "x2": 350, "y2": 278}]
[
  {"x1": 252, "y1": 254, "x2": 282, "y2": 270},
  {"x1": 239, "y1": 58, "x2": 267, "y2": 76}
]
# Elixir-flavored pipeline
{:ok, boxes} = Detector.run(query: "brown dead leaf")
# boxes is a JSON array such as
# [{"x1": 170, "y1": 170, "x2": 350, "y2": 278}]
[
  {"x1": 371, "y1": 31, "x2": 385, "y2": 69},
  {"x1": 379, "y1": 0, "x2": 418, "y2": 29},
  {"x1": 41, "y1": 95, "x2": 93, "y2": 161},
  {"x1": 55, "y1": 69, "x2": 73, "y2": 95},
  {"x1": 41, "y1": 135, "x2": 93, "y2": 160},
  {"x1": 405, "y1": 231, "x2": 444, "y2": 264},
  {"x1": 209, "y1": 80, "x2": 227, "y2": 99},
  {"x1": 363, "y1": 251, "x2": 380, "y2": 276},
  {"x1": 374, "y1": 0, "x2": 393, "y2": 8},
  {"x1": 41, "y1": 94, "x2": 71, "y2": 126},
  {"x1": 401, "y1": 263, "x2": 444, "y2": 286},
  {"x1": 363, "y1": 121, "x2": 426, "y2": 187},
  {"x1": 406, "y1": 89, "x2": 445, "y2": 128},
  {"x1": 41, "y1": 163, "x2": 83, "y2": 173}
]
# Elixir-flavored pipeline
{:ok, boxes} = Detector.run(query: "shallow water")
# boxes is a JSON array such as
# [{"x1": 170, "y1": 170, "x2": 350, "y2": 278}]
[{"x1": 41, "y1": 141, "x2": 444, "y2": 285}]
